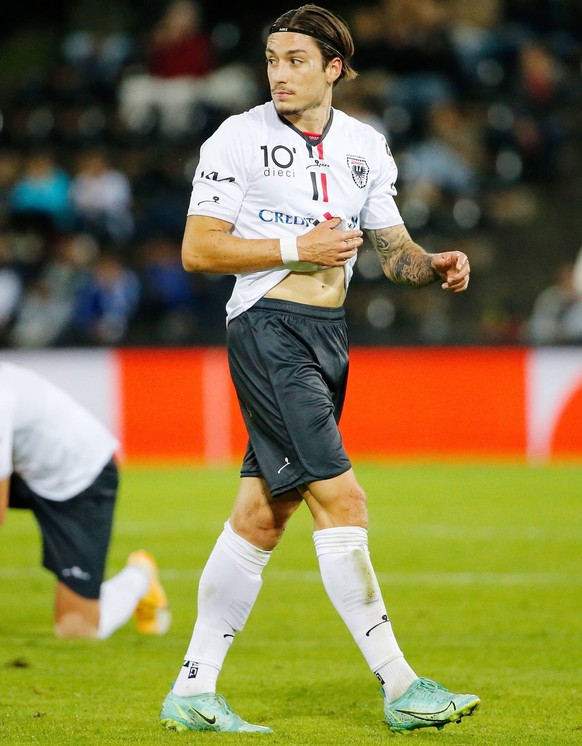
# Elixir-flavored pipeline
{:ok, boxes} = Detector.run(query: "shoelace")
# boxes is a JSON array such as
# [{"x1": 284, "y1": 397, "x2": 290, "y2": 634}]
[{"x1": 416, "y1": 679, "x2": 446, "y2": 696}]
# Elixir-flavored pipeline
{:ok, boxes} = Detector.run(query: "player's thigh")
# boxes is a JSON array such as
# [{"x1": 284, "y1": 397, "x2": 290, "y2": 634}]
[
  {"x1": 230, "y1": 476, "x2": 303, "y2": 550},
  {"x1": 228, "y1": 300, "x2": 351, "y2": 494},
  {"x1": 300, "y1": 468, "x2": 368, "y2": 530},
  {"x1": 33, "y1": 460, "x2": 118, "y2": 599}
]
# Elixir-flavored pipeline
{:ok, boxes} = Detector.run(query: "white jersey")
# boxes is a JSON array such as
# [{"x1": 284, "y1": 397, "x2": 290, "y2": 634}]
[
  {"x1": 187, "y1": 102, "x2": 403, "y2": 323},
  {"x1": 0, "y1": 362, "x2": 119, "y2": 501}
]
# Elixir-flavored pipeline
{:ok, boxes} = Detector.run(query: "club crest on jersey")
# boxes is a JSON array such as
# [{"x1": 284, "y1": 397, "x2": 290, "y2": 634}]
[{"x1": 347, "y1": 155, "x2": 369, "y2": 188}]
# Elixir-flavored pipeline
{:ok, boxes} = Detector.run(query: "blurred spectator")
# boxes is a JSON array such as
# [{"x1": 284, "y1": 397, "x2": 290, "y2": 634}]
[
  {"x1": 510, "y1": 40, "x2": 568, "y2": 179},
  {"x1": 351, "y1": 0, "x2": 461, "y2": 138},
  {"x1": 401, "y1": 101, "x2": 483, "y2": 193},
  {"x1": 398, "y1": 100, "x2": 484, "y2": 232},
  {"x1": 136, "y1": 234, "x2": 202, "y2": 343},
  {"x1": 117, "y1": 0, "x2": 217, "y2": 137},
  {"x1": 9, "y1": 233, "x2": 97, "y2": 348},
  {"x1": 63, "y1": 29, "x2": 134, "y2": 94},
  {"x1": 484, "y1": 39, "x2": 568, "y2": 184},
  {"x1": 0, "y1": 151, "x2": 22, "y2": 226},
  {"x1": 8, "y1": 149, "x2": 74, "y2": 232},
  {"x1": 524, "y1": 262, "x2": 582, "y2": 344},
  {"x1": 70, "y1": 147, "x2": 134, "y2": 244},
  {"x1": 61, "y1": 0, "x2": 136, "y2": 99},
  {"x1": 147, "y1": 0, "x2": 217, "y2": 77},
  {"x1": 117, "y1": 0, "x2": 258, "y2": 138},
  {"x1": 70, "y1": 251, "x2": 140, "y2": 344},
  {"x1": 0, "y1": 233, "x2": 23, "y2": 342},
  {"x1": 446, "y1": 0, "x2": 515, "y2": 97}
]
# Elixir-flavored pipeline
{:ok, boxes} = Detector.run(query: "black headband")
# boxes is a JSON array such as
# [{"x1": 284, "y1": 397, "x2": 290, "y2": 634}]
[{"x1": 268, "y1": 24, "x2": 344, "y2": 60}]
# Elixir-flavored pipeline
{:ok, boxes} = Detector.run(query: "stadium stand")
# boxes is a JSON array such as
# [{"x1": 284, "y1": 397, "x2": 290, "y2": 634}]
[{"x1": 0, "y1": 0, "x2": 581, "y2": 347}]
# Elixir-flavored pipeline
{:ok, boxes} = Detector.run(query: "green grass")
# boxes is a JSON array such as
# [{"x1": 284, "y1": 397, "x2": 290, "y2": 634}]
[{"x1": 1, "y1": 462, "x2": 581, "y2": 744}]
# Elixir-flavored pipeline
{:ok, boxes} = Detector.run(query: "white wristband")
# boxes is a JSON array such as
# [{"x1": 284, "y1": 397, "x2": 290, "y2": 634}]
[{"x1": 280, "y1": 236, "x2": 300, "y2": 265}]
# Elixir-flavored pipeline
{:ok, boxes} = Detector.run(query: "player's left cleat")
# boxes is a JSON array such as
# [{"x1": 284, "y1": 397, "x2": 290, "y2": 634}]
[
  {"x1": 160, "y1": 689, "x2": 273, "y2": 732},
  {"x1": 383, "y1": 677, "x2": 480, "y2": 732},
  {"x1": 126, "y1": 550, "x2": 171, "y2": 635}
]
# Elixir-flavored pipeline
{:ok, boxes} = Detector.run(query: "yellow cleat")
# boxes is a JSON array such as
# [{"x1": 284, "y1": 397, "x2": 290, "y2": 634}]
[{"x1": 127, "y1": 550, "x2": 171, "y2": 635}]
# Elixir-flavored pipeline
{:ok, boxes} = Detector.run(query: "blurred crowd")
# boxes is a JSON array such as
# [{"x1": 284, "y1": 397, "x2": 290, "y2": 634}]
[{"x1": 0, "y1": 0, "x2": 581, "y2": 348}]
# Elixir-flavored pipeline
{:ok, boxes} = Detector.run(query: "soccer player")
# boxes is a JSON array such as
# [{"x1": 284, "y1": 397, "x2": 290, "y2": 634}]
[
  {"x1": 160, "y1": 3, "x2": 479, "y2": 734},
  {"x1": 0, "y1": 361, "x2": 170, "y2": 640}
]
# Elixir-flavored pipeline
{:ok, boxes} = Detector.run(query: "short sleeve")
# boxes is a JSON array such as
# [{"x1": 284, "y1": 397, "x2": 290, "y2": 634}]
[
  {"x1": 187, "y1": 115, "x2": 254, "y2": 224},
  {"x1": 360, "y1": 132, "x2": 404, "y2": 230},
  {"x1": 0, "y1": 392, "x2": 14, "y2": 479}
]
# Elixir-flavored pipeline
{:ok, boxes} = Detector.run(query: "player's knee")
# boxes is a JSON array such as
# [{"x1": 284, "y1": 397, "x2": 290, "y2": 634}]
[
  {"x1": 231, "y1": 510, "x2": 287, "y2": 550},
  {"x1": 337, "y1": 485, "x2": 368, "y2": 527},
  {"x1": 54, "y1": 611, "x2": 100, "y2": 639}
]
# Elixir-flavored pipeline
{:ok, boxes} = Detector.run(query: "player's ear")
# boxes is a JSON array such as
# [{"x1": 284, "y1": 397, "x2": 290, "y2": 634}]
[{"x1": 326, "y1": 57, "x2": 342, "y2": 84}]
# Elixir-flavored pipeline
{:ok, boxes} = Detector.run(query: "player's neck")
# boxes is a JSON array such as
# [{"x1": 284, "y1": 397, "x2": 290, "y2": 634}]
[{"x1": 280, "y1": 99, "x2": 333, "y2": 137}]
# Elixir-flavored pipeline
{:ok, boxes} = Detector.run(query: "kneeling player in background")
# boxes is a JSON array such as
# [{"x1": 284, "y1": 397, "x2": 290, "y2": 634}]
[{"x1": 0, "y1": 360, "x2": 170, "y2": 639}]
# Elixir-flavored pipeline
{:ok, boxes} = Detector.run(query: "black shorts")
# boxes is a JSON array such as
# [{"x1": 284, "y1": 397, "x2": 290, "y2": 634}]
[
  {"x1": 227, "y1": 298, "x2": 352, "y2": 496},
  {"x1": 8, "y1": 458, "x2": 119, "y2": 599}
]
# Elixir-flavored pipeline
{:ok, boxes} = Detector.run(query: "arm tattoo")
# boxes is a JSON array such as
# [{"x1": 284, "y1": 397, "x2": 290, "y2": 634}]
[{"x1": 367, "y1": 226, "x2": 438, "y2": 288}]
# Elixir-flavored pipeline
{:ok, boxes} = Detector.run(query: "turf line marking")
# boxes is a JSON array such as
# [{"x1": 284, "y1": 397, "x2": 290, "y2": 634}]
[{"x1": 1, "y1": 568, "x2": 580, "y2": 587}]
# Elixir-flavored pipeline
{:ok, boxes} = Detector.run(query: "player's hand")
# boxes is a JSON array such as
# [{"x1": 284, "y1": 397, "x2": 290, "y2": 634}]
[
  {"x1": 431, "y1": 251, "x2": 470, "y2": 292},
  {"x1": 298, "y1": 217, "x2": 363, "y2": 267}
]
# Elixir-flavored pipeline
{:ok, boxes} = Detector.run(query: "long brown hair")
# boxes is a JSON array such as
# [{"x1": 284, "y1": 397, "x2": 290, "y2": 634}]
[{"x1": 269, "y1": 4, "x2": 358, "y2": 82}]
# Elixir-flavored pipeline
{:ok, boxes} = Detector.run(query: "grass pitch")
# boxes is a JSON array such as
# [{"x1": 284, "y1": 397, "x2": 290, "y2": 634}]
[{"x1": 0, "y1": 461, "x2": 580, "y2": 744}]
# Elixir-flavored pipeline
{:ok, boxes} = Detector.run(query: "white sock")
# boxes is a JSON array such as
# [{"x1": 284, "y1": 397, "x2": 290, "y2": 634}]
[
  {"x1": 173, "y1": 520, "x2": 272, "y2": 696},
  {"x1": 97, "y1": 565, "x2": 149, "y2": 640},
  {"x1": 313, "y1": 526, "x2": 417, "y2": 700}
]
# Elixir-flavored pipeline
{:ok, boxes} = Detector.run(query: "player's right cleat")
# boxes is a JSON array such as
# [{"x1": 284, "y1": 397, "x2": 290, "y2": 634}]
[
  {"x1": 126, "y1": 550, "x2": 171, "y2": 635},
  {"x1": 160, "y1": 689, "x2": 273, "y2": 733},
  {"x1": 383, "y1": 677, "x2": 480, "y2": 732}
]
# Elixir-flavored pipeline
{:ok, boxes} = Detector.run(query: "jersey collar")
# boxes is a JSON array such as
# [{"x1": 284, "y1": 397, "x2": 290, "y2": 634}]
[{"x1": 274, "y1": 105, "x2": 334, "y2": 146}]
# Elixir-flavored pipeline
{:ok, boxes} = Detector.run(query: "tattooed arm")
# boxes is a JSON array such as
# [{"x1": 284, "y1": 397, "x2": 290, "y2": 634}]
[
  {"x1": 367, "y1": 224, "x2": 470, "y2": 293},
  {"x1": 367, "y1": 224, "x2": 435, "y2": 287}
]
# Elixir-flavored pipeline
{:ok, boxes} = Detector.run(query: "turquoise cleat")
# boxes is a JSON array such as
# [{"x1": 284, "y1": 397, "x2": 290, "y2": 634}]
[
  {"x1": 160, "y1": 689, "x2": 273, "y2": 733},
  {"x1": 383, "y1": 677, "x2": 480, "y2": 732}
]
